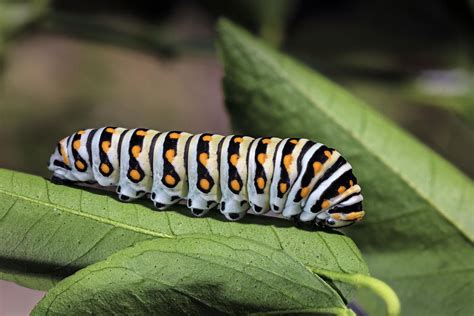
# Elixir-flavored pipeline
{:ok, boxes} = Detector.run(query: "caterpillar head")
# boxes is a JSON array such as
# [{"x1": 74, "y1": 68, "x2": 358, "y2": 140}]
[
  {"x1": 315, "y1": 194, "x2": 365, "y2": 228},
  {"x1": 48, "y1": 141, "x2": 75, "y2": 182}
]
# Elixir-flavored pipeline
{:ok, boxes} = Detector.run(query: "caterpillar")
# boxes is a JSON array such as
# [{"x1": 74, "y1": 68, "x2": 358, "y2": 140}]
[{"x1": 48, "y1": 127, "x2": 365, "y2": 228}]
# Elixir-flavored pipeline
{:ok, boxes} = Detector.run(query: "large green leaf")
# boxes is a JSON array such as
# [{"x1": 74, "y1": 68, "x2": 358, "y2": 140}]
[
  {"x1": 32, "y1": 235, "x2": 353, "y2": 315},
  {"x1": 0, "y1": 168, "x2": 367, "y2": 302},
  {"x1": 216, "y1": 19, "x2": 474, "y2": 315}
]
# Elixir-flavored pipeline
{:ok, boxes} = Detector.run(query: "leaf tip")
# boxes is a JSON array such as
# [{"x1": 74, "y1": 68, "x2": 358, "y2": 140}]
[{"x1": 216, "y1": 17, "x2": 236, "y2": 35}]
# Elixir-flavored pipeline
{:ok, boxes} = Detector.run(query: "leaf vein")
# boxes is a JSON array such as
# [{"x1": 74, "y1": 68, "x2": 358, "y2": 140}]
[{"x1": 0, "y1": 184, "x2": 174, "y2": 240}]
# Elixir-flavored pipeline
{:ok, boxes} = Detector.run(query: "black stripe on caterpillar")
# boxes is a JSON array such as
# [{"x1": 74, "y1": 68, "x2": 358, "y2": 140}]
[{"x1": 48, "y1": 127, "x2": 365, "y2": 228}]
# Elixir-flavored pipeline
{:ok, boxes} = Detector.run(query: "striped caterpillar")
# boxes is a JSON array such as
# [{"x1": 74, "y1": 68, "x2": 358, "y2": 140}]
[{"x1": 48, "y1": 127, "x2": 364, "y2": 228}]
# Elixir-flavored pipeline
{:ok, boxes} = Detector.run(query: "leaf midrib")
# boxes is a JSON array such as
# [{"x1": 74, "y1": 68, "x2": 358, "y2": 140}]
[
  {"x1": 221, "y1": 25, "x2": 474, "y2": 242},
  {"x1": 0, "y1": 185, "x2": 174, "y2": 239}
]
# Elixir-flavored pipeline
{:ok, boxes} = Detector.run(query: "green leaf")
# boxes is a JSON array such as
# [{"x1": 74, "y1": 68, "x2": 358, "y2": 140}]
[
  {"x1": 32, "y1": 235, "x2": 354, "y2": 315},
  {"x1": 0, "y1": 168, "x2": 367, "y2": 303},
  {"x1": 216, "y1": 18, "x2": 474, "y2": 315}
]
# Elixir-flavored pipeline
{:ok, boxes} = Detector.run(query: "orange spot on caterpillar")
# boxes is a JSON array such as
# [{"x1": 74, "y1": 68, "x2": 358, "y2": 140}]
[
  {"x1": 129, "y1": 169, "x2": 141, "y2": 181},
  {"x1": 257, "y1": 153, "x2": 266, "y2": 165},
  {"x1": 349, "y1": 180, "x2": 354, "y2": 187},
  {"x1": 345, "y1": 211, "x2": 365, "y2": 221},
  {"x1": 321, "y1": 200, "x2": 331, "y2": 209},
  {"x1": 75, "y1": 160, "x2": 85, "y2": 170},
  {"x1": 202, "y1": 135, "x2": 212, "y2": 142},
  {"x1": 105, "y1": 127, "x2": 115, "y2": 133},
  {"x1": 169, "y1": 132, "x2": 180, "y2": 139},
  {"x1": 324, "y1": 150, "x2": 332, "y2": 158},
  {"x1": 279, "y1": 182, "x2": 288, "y2": 194},
  {"x1": 338, "y1": 186, "x2": 346, "y2": 194},
  {"x1": 313, "y1": 162, "x2": 322, "y2": 174},
  {"x1": 230, "y1": 179, "x2": 241, "y2": 191},
  {"x1": 261, "y1": 138, "x2": 271, "y2": 144},
  {"x1": 77, "y1": 130, "x2": 85, "y2": 135},
  {"x1": 60, "y1": 146, "x2": 69, "y2": 165},
  {"x1": 283, "y1": 154, "x2": 293, "y2": 171},
  {"x1": 100, "y1": 163, "x2": 110, "y2": 174},
  {"x1": 101, "y1": 141, "x2": 111, "y2": 153},
  {"x1": 256, "y1": 177, "x2": 265, "y2": 190},
  {"x1": 165, "y1": 149, "x2": 176, "y2": 163},
  {"x1": 230, "y1": 154, "x2": 239, "y2": 166},
  {"x1": 289, "y1": 139, "x2": 298, "y2": 144},
  {"x1": 332, "y1": 213, "x2": 342, "y2": 220},
  {"x1": 165, "y1": 174, "x2": 176, "y2": 186},
  {"x1": 300, "y1": 187, "x2": 310, "y2": 198},
  {"x1": 136, "y1": 130, "x2": 147, "y2": 137},
  {"x1": 131, "y1": 145, "x2": 141, "y2": 158},
  {"x1": 73, "y1": 140, "x2": 81, "y2": 150},
  {"x1": 199, "y1": 178, "x2": 210, "y2": 191},
  {"x1": 199, "y1": 152, "x2": 209, "y2": 166},
  {"x1": 234, "y1": 137, "x2": 243, "y2": 143}
]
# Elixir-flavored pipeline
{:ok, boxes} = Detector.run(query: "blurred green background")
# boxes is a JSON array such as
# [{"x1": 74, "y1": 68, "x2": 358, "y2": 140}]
[
  {"x1": 0, "y1": 0, "x2": 472, "y2": 314},
  {"x1": 0, "y1": 0, "x2": 473, "y2": 179}
]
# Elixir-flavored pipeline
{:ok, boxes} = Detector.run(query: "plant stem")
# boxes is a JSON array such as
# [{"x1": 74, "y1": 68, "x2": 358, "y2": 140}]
[
  {"x1": 38, "y1": 12, "x2": 214, "y2": 57},
  {"x1": 310, "y1": 267, "x2": 400, "y2": 316}
]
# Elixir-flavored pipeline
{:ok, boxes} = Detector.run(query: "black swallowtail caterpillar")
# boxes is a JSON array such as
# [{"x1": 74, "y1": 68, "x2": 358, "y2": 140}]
[{"x1": 48, "y1": 127, "x2": 364, "y2": 228}]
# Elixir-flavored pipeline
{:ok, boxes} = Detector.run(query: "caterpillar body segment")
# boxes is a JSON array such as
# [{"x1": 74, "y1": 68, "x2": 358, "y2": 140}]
[
  {"x1": 150, "y1": 131, "x2": 192, "y2": 210},
  {"x1": 186, "y1": 133, "x2": 225, "y2": 216},
  {"x1": 91, "y1": 127, "x2": 127, "y2": 186},
  {"x1": 270, "y1": 138, "x2": 310, "y2": 215},
  {"x1": 219, "y1": 135, "x2": 254, "y2": 221},
  {"x1": 247, "y1": 136, "x2": 281, "y2": 215},
  {"x1": 48, "y1": 127, "x2": 365, "y2": 228},
  {"x1": 118, "y1": 128, "x2": 159, "y2": 200}
]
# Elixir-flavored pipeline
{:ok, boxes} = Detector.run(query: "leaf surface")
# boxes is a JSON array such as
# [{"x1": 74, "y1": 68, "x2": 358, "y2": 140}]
[
  {"x1": 32, "y1": 235, "x2": 354, "y2": 315},
  {"x1": 0, "y1": 168, "x2": 367, "y2": 302},
  {"x1": 216, "y1": 19, "x2": 474, "y2": 315}
]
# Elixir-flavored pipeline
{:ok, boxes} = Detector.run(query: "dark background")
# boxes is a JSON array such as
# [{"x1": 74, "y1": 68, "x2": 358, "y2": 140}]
[{"x1": 0, "y1": 0, "x2": 473, "y2": 314}]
